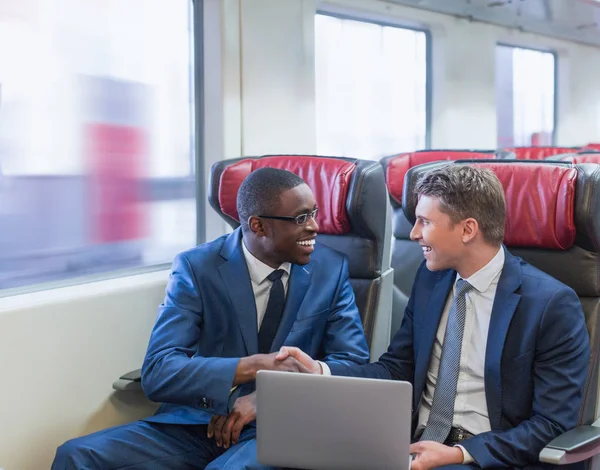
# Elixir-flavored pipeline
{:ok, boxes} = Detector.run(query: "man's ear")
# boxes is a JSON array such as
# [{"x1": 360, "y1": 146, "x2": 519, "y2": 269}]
[
  {"x1": 248, "y1": 216, "x2": 267, "y2": 236},
  {"x1": 462, "y1": 217, "x2": 479, "y2": 243}
]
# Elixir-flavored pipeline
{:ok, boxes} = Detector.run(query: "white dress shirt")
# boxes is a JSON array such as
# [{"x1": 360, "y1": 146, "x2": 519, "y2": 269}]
[
  {"x1": 241, "y1": 241, "x2": 291, "y2": 328},
  {"x1": 416, "y1": 247, "x2": 504, "y2": 464},
  {"x1": 241, "y1": 241, "x2": 331, "y2": 374},
  {"x1": 417, "y1": 247, "x2": 504, "y2": 437}
]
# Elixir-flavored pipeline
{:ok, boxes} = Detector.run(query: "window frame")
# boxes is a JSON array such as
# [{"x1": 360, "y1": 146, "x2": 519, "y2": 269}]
[
  {"x1": 496, "y1": 42, "x2": 558, "y2": 146},
  {"x1": 315, "y1": 8, "x2": 432, "y2": 150},
  {"x1": 0, "y1": 0, "x2": 205, "y2": 299}
]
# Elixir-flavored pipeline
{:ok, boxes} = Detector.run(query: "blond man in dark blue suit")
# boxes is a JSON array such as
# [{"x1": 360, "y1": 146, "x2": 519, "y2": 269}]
[
  {"x1": 53, "y1": 168, "x2": 370, "y2": 469},
  {"x1": 282, "y1": 165, "x2": 589, "y2": 470}
]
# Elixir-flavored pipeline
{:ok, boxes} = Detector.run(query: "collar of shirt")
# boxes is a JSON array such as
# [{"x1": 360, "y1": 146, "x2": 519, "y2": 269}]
[
  {"x1": 456, "y1": 246, "x2": 505, "y2": 293},
  {"x1": 241, "y1": 239, "x2": 291, "y2": 285}
]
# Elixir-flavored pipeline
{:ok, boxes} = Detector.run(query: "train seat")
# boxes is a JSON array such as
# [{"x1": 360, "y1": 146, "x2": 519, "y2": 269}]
[
  {"x1": 402, "y1": 159, "x2": 600, "y2": 468},
  {"x1": 208, "y1": 154, "x2": 394, "y2": 360},
  {"x1": 380, "y1": 150, "x2": 496, "y2": 334},
  {"x1": 502, "y1": 146, "x2": 582, "y2": 160}
]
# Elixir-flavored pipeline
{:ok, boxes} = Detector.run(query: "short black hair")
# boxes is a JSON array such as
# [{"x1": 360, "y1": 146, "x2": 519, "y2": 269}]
[{"x1": 237, "y1": 167, "x2": 306, "y2": 232}]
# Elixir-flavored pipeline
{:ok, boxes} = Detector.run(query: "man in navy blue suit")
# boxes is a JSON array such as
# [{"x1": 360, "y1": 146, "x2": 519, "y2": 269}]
[
  {"x1": 281, "y1": 165, "x2": 590, "y2": 470},
  {"x1": 52, "y1": 168, "x2": 370, "y2": 469}
]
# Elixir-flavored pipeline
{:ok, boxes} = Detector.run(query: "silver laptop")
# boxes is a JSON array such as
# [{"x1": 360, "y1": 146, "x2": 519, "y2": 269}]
[{"x1": 256, "y1": 370, "x2": 413, "y2": 470}]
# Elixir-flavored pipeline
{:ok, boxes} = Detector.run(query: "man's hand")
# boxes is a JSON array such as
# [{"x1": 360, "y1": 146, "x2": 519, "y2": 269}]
[
  {"x1": 276, "y1": 346, "x2": 322, "y2": 374},
  {"x1": 233, "y1": 352, "x2": 311, "y2": 385},
  {"x1": 409, "y1": 441, "x2": 464, "y2": 470},
  {"x1": 207, "y1": 392, "x2": 257, "y2": 449}
]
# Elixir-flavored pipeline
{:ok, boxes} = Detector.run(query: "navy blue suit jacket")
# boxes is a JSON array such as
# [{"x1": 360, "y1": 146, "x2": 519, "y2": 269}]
[
  {"x1": 330, "y1": 248, "x2": 590, "y2": 468},
  {"x1": 141, "y1": 227, "x2": 370, "y2": 425}
]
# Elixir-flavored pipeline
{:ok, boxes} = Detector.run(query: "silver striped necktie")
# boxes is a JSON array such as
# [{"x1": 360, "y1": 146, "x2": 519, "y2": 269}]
[{"x1": 420, "y1": 278, "x2": 473, "y2": 443}]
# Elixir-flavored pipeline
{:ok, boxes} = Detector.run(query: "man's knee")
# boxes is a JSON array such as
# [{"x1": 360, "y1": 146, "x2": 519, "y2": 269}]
[
  {"x1": 52, "y1": 437, "x2": 89, "y2": 470},
  {"x1": 52, "y1": 429, "x2": 117, "y2": 470}
]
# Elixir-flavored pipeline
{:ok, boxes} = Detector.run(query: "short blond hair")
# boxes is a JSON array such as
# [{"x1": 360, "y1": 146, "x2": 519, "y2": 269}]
[{"x1": 415, "y1": 165, "x2": 506, "y2": 245}]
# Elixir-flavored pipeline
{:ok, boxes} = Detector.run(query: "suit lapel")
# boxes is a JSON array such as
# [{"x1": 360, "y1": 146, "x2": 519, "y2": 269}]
[
  {"x1": 270, "y1": 263, "x2": 312, "y2": 352},
  {"x1": 218, "y1": 228, "x2": 259, "y2": 355},
  {"x1": 484, "y1": 248, "x2": 522, "y2": 429},
  {"x1": 413, "y1": 270, "x2": 455, "y2": 409}
]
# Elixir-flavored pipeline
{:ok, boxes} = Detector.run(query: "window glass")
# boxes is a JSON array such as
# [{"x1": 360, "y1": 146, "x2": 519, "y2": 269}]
[
  {"x1": 496, "y1": 45, "x2": 555, "y2": 147},
  {"x1": 0, "y1": 0, "x2": 196, "y2": 291},
  {"x1": 315, "y1": 13, "x2": 428, "y2": 160}
]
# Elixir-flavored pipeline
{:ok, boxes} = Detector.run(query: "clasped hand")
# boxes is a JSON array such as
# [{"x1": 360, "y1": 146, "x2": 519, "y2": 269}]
[
  {"x1": 208, "y1": 349, "x2": 317, "y2": 448},
  {"x1": 275, "y1": 346, "x2": 322, "y2": 374},
  {"x1": 207, "y1": 392, "x2": 256, "y2": 449}
]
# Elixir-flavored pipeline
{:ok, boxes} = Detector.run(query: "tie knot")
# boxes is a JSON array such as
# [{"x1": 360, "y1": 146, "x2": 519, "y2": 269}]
[
  {"x1": 268, "y1": 269, "x2": 285, "y2": 282},
  {"x1": 455, "y1": 278, "x2": 473, "y2": 296}
]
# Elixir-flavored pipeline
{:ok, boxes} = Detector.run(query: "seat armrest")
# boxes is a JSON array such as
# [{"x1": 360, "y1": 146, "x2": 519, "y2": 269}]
[
  {"x1": 539, "y1": 420, "x2": 600, "y2": 465},
  {"x1": 112, "y1": 369, "x2": 143, "y2": 392}
]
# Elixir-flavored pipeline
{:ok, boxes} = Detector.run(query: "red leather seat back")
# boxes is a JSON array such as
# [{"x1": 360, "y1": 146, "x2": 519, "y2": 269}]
[
  {"x1": 503, "y1": 146, "x2": 582, "y2": 160},
  {"x1": 382, "y1": 150, "x2": 495, "y2": 205}
]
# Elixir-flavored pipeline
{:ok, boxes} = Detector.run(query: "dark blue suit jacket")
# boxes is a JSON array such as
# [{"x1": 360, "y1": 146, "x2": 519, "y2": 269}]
[
  {"x1": 330, "y1": 248, "x2": 590, "y2": 468},
  {"x1": 141, "y1": 227, "x2": 370, "y2": 425}
]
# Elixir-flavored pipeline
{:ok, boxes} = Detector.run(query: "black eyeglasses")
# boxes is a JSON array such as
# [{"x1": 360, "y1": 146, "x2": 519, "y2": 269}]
[{"x1": 258, "y1": 208, "x2": 319, "y2": 226}]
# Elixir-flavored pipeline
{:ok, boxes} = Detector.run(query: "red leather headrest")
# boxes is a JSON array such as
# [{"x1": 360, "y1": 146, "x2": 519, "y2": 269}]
[
  {"x1": 585, "y1": 143, "x2": 600, "y2": 151},
  {"x1": 476, "y1": 163, "x2": 577, "y2": 249},
  {"x1": 505, "y1": 147, "x2": 580, "y2": 160},
  {"x1": 218, "y1": 156, "x2": 355, "y2": 235},
  {"x1": 385, "y1": 151, "x2": 494, "y2": 204}
]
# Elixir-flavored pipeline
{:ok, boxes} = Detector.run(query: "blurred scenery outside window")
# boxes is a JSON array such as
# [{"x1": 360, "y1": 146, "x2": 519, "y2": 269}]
[{"x1": 0, "y1": 0, "x2": 196, "y2": 291}]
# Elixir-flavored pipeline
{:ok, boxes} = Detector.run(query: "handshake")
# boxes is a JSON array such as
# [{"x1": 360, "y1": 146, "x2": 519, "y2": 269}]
[
  {"x1": 271, "y1": 346, "x2": 323, "y2": 375},
  {"x1": 231, "y1": 346, "x2": 323, "y2": 386},
  {"x1": 207, "y1": 346, "x2": 322, "y2": 449}
]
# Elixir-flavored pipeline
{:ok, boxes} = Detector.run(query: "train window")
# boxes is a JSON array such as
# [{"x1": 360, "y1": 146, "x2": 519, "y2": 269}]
[
  {"x1": 315, "y1": 13, "x2": 428, "y2": 159},
  {"x1": 0, "y1": 0, "x2": 197, "y2": 293},
  {"x1": 496, "y1": 45, "x2": 556, "y2": 147}
]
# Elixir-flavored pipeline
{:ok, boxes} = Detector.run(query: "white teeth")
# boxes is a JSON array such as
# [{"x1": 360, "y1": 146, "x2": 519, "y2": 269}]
[
  {"x1": 297, "y1": 239, "x2": 315, "y2": 246},
  {"x1": 422, "y1": 246, "x2": 432, "y2": 252}
]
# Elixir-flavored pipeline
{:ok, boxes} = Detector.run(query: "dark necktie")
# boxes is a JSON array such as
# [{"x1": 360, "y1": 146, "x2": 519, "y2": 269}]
[
  {"x1": 258, "y1": 269, "x2": 286, "y2": 354},
  {"x1": 420, "y1": 278, "x2": 473, "y2": 443}
]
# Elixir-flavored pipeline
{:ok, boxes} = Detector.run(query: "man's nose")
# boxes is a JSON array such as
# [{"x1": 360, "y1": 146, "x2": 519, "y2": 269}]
[
  {"x1": 410, "y1": 225, "x2": 420, "y2": 241},
  {"x1": 306, "y1": 216, "x2": 319, "y2": 232}
]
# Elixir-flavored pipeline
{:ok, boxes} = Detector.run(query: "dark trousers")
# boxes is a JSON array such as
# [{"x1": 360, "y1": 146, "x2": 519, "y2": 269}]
[{"x1": 51, "y1": 421, "x2": 277, "y2": 470}]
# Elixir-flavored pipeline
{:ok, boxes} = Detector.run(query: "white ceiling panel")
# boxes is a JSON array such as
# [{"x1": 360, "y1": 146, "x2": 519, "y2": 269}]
[{"x1": 383, "y1": 0, "x2": 600, "y2": 47}]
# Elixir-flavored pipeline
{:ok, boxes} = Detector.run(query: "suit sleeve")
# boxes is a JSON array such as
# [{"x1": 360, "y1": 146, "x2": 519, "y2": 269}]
[
  {"x1": 141, "y1": 253, "x2": 239, "y2": 415},
  {"x1": 319, "y1": 256, "x2": 370, "y2": 368},
  {"x1": 327, "y1": 260, "x2": 423, "y2": 382},
  {"x1": 461, "y1": 287, "x2": 590, "y2": 468}
]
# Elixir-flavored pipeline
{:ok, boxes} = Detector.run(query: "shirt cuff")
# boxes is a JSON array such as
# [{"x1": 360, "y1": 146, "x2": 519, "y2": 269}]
[
  {"x1": 227, "y1": 385, "x2": 241, "y2": 413},
  {"x1": 318, "y1": 361, "x2": 331, "y2": 375},
  {"x1": 455, "y1": 445, "x2": 474, "y2": 464}
]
